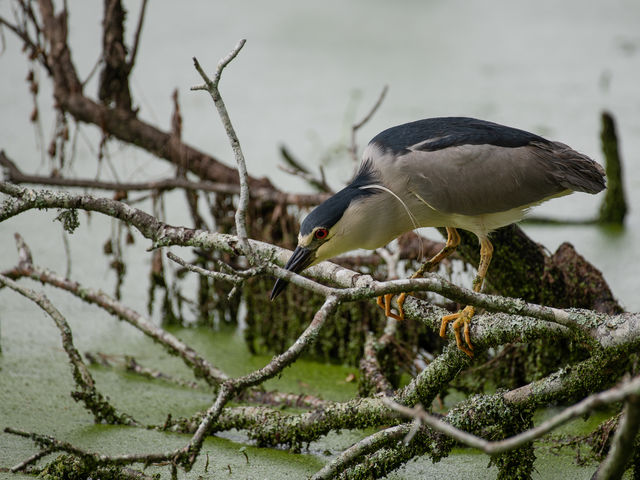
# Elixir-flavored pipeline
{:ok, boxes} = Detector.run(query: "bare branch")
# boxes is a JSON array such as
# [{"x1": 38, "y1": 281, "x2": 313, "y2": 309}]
[
  {"x1": 0, "y1": 149, "x2": 327, "y2": 205},
  {"x1": 167, "y1": 251, "x2": 245, "y2": 285},
  {"x1": 278, "y1": 164, "x2": 333, "y2": 193},
  {"x1": 7, "y1": 446, "x2": 55, "y2": 473}
]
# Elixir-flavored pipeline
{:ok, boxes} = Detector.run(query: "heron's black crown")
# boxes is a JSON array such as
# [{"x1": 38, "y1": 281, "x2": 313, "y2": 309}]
[
  {"x1": 300, "y1": 160, "x2": 379, "y2": 236},
  {"x1": 370, "y1": 117, "x2": 550, "y2": 155}
]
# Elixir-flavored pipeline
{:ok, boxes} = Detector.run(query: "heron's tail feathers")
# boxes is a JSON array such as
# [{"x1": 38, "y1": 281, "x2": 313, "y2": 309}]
[{"x1": 532, "y1": 141, "x2": 606, "y2": 194}]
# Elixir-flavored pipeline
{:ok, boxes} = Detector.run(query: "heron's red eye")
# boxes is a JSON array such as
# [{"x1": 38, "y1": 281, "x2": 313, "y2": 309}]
[{"x1": 314, "y1": 228, "x2": 328, "y2": 240}]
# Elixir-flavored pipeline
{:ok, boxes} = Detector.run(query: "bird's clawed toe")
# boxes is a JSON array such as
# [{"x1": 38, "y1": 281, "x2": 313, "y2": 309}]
[
  {"x1": 440, "y1": 305, "x2": 475, "y2": 357},
  {"x1": 376, "y1": 293, "x2": 405, "y2": 321}
]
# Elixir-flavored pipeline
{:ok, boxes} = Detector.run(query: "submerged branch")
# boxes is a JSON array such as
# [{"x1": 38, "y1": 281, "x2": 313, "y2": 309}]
[
  {"x1": 4, "y1": 237, "x2": 229, "y2": 386},
  {"x1": 0, "y1": 273, "x2": 137, "y2": 426}
]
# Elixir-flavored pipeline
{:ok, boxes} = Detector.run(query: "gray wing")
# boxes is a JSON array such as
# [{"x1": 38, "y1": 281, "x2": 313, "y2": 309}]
[{"x1": 389, "y1": 140, "x2": 605, "y2": 216}]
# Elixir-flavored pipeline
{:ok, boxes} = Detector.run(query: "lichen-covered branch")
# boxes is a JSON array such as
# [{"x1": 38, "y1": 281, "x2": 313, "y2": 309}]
[
  {"x1": 358, "y1": 332, "x2": 395, "y2": 396},
  {"x1": 310, "y1": 424, "x2": 409, "y2": 480},
  {"x1": 386, "y1": 375, "x2": 640, "y2": 456},
  {"x1": 2, "y1": 182, "x2": 637, "y2": 355},
  {"x1": 176, "y1": 295, "x2": 339, "y2": 469}
]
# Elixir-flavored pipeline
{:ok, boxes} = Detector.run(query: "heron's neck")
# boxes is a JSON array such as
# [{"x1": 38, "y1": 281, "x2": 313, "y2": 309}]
[{"x1": 340, "y1": 189, "x2": 416, "y2": 250}]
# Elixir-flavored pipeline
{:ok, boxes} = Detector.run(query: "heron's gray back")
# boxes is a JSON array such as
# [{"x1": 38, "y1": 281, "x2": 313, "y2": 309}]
[{"x1": 371, "y1": 140, "x2": 605, "y2": 217}]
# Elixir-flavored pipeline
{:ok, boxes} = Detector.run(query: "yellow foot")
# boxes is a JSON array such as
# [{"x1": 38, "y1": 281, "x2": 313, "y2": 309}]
[
  {"x1": 440, "y1": 305, "x2": 475, "y2": 358},
  {"x1": 376, "y1": 294, "x2": 404, "y2": 321}
]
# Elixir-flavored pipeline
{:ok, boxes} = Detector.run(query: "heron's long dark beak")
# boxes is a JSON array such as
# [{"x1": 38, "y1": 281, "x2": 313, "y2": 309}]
[{"x1": 270, "y1": 246, "x2": 315, "y2": 300}]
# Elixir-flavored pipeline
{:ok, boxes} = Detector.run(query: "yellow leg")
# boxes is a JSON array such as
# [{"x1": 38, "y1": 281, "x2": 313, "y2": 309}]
[
  {"x1": 439, "y1": 236, "x2": 493, "y2": 358},
  {"x1": 376, "y1": 227, "x2": 460, "y2": 320}
]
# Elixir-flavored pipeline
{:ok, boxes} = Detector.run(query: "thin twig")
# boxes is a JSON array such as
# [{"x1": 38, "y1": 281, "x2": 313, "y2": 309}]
[
  {"x1": 278, "y1": 144, "x2": 310, "y2": 173},
  {"x1": 277, "y1": 164, "x2": 333, "y2": 193},
  {"x1": 278, "y1": 145, "x2": 332, "y2": 193},
  {"x1": 192, "y1": 39, "x2": 250, "y2": 243},
  {"x1": 8, "y1": 446, "x2": 54, "y2": 473},
  {"x1": 127, "y1": 0, "x2": 148, "y2": 71},
  {"x1": 349, "y1": 85, "x2": 388, "y2": 162},
  {"x1": 0, "y1": 16, "x2": 50, "y2": 73},
  {"x1": 167, "y1": 251, "x2": 244, "y2": 285}
]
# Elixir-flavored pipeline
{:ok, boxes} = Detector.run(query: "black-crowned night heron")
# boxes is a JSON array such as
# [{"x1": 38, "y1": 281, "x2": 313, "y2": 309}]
[{"x1": 271, "y1": 117, "x2": 606, "y2": 357}]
